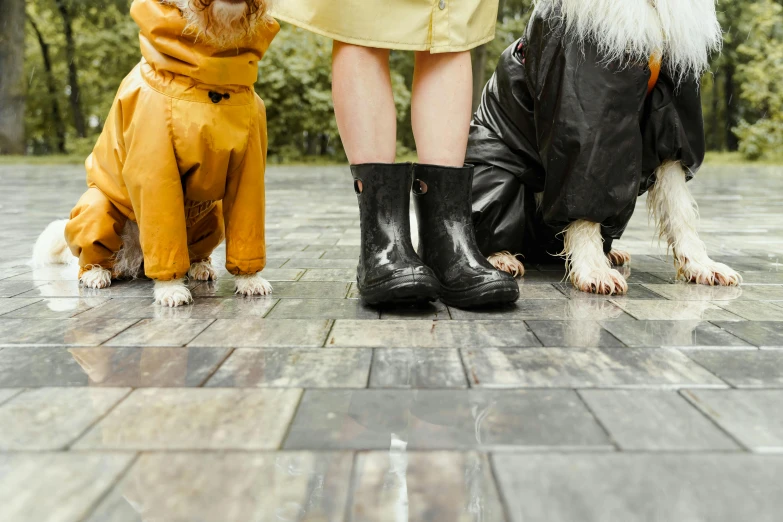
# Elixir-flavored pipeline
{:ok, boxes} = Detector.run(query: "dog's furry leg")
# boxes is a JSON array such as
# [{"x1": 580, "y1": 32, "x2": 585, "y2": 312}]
[
  {"x1": 188, "y1": 260, "x2": 217, "y2": 281},
  {"x1": 563, "y1": 220, "x2": 628, "y2": 295},
  {"x1": 80, "y1": 266, "x2": 112, "y2": 289},
  {"x1": 607, "y1": 249, "x2": 631, "y2": 266},
  {"x1": 112, "y1": 221, "x2": 143, "y2": 279},
  {"x1": 33, "y1": 219, "x2": 73, "y2": 266},
  {"x1": 647, "y1": 161, "x2": 741, "y2": 286},
  {"x1": 235, "y1": 272, "x2": 273, "y2": 296},
  {"x1": 154, "y1": 278, "x2": 193, "y2": 307},
  {"x1": 487, "y1": 251, "x2": 525, "y2": 277}
]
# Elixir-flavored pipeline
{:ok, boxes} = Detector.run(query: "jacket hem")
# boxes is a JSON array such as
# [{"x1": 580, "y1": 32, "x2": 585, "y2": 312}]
[{"x1": 274, "y1": 14, "x2": 495, "y2": 53}]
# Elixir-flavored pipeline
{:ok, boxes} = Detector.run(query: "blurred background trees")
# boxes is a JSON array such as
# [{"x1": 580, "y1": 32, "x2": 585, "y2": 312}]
[{"x1": 1, "y1": 0, "x2": 781, "y2": 161}]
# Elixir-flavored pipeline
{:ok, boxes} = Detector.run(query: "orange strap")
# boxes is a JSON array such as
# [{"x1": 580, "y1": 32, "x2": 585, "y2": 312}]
[{"x1": 647, "y1": 53, "x2": 662, "y2": 95}]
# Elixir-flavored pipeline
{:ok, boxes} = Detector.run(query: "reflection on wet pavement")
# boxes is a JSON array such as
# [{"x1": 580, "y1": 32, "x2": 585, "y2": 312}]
[{"x1": 1, "y1": 164, "x2": 783, "y2": 521}]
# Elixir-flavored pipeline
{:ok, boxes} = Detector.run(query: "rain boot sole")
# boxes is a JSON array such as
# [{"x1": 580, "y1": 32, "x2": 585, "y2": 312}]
[
  {"x1": 359, "y1": 274, "x2": 440, "y2": 306},
  {"x1": 440, "y1": 280, "x2": 520, "y2": 309}
]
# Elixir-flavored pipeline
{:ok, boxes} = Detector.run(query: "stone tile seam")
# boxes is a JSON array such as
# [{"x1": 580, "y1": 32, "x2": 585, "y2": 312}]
[{"x1": 678, "y1": 389, "x2": 752, "y2": 452}]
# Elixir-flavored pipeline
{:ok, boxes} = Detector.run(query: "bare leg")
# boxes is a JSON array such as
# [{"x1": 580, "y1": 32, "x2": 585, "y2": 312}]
[
  {"x1": 332, "y1": 42, "x2": 397, "y2": 164},
  {"x1": 411, "y1": 51, "x2": 472, "y2": 166}
]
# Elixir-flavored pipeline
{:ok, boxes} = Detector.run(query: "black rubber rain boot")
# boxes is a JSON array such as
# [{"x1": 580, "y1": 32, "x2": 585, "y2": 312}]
[
  {"x1": 412, "y1": 164, "x2": 520, "y2": 308},
  {"x1": 351, "y1": 163, "x2": 440, "y2": 306}
]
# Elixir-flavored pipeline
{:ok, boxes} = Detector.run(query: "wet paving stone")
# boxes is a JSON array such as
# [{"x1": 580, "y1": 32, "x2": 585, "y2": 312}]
[
  {"x1": 462, "y1": 347, "x2": 726, "y2": 388},
  {"x1": 74, "y1": 388, "x2": 302, "y2": 450},
  {"x1": 84, "y1": 452, "x2": 354, "y2": 522},
  {"x1": 350, "y1": 451, "x2": 506, "y2": 522},
  {"x1": 600, "y1": 320, "x2": 751, "y2": 348},
  {"x1": 370, "y1": 348, "x2": 468, "y2": 388},
  {"x1": 1, "y1": 453, "x2": 135, "y2": 522},
  {"x1": 284, "y1": 389, "x2": 611, "y2": 451},
  {"x1": 104, "y1": 318, "x2": 214, "y2": 347},
  {"x1": 327, "y1": 320, "x2": 541, "y2": 348},
  {"x1": 450, "y1": 299, "x2": 631, "y2": 321},
  {"x1": 714, "y1": 300, "x2": 783, "y2": 321},
  {"x1": 0, "y1": 346, "x2": 231, "y2": 387},
  {"x1": 683, "y1": 390, "x2": 783, "y2": 452},
  {"x1": 0, "y1": 297, "x2": 42, "y2": 315},
  {"x1": 493, "y1": 453, "x2": 783, "y2": 522},
  {"x1": 78, "y1": 296, "x2": 278, "y2": 320},
  {"x1": 525, "y1": 320, "x2": 624, "y2": 347},
  {"x1": 0, "y1": 387, "x2": 130, "y2": 450},
  {"x1": 0, "y1": 317, "x2": 140, "y2": 346},
  {"x1": 266, "y1": 298, "x2": 379, "y2": 319},
  {"x1": 579, "y1": 390, "x2": 739, "y2": 450},
  {"x1": 712, "y1": 321, "x2": 783, "y2": 347},
  {"x1": 685, "y1": 350, "x2": 783, "y2": 387},
  {"x1": 5, "y1": 164, "x2": 783, "y2": 520},
  {"x1": 612, "y1": 300, "x2": 743, "y2": 321},
  {"x1": 270, "y1": 281, "x2": 352, "y2": 299},
  {"x1": 189, "y1": 318, "x2": 333, "y2": 348},
  {"x1": 206, "y1": 347, "x2": 371, "y2": 388},
  {"x1": 2, "y1": 297, "x2": 110, "y2": 319}
]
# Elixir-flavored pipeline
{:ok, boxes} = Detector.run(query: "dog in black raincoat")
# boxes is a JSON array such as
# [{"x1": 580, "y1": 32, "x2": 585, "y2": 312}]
[{"x1": 469, "y1": 0, "x2": 741, "y2": 294}]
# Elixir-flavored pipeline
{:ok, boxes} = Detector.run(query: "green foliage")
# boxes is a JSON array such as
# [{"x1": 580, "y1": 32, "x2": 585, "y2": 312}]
[
  {"x1": 15, "y1": 0, "x2": 783, "y2": 163},
  {"x1": 732, "y1": 0, "x2": 783, "y2": 160}
]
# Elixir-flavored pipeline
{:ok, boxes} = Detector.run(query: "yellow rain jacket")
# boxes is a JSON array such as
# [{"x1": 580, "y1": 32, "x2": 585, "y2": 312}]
[{"x1": 65, "y1": 0, "x2": 279, "y2": 280}]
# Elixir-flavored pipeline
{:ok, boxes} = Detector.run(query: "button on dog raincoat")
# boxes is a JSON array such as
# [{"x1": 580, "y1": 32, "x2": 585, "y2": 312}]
[{"x1": 65, "y1": 0, "x2": 279, "y2": 280}]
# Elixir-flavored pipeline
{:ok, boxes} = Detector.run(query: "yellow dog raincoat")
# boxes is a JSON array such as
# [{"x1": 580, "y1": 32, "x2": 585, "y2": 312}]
[{"x1": 65, "y1": 0, "x2": 279, "y2": 280}]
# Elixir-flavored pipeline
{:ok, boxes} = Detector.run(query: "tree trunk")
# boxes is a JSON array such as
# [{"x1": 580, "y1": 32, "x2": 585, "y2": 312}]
[
  {"x1": 306, "y1": 133, "x2": 318, "y2": 155},
  {"x1": 0, "y1": 0, "x2": 27, "y2": 155},
  {"x1": 711, "y1": 73, "x2": 720, "y2": 151},
  {"x1": 29, "y1": 16, "x2": 67, "y2": 154},
  {"x1": 724, "y1": 64, "x2": 739, "y2": 152},
  {"x1": 470, "y1": 0, "x2": 506, "y2": 113},
  {"x1": 471, "y1": 45, "x2": 488, "y2": 113},
  {"x1": 55, "y1": 0, "x2": 87, "y2": 139}
]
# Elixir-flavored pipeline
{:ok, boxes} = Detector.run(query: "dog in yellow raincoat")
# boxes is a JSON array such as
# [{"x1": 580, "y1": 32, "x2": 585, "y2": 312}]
[{"x1": 34, "y1": 0, "x2": 278, "y2": 307}]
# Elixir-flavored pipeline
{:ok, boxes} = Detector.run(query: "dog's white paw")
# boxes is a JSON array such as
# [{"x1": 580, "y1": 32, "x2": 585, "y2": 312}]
[
  {"x1": 487, "y1": 251, "x2": 525, "y2": 277},
  {"x1": 607, "y1": 249, "x2": 631, "y2": 266},
  {"x1": 154, "y1": 279, "x2": 193, "y2": 307},
  {"x1": 80, "y1": 266, "x2": 112, "y2": 289},
  {"x1": 235, "y1": 273, "x2": 273, "y2": 296},
  {"x1": 188, "y1": 260, "x2": 217, "y2": 281},
  {"x1": 677, "y1": 257, "x2": 742, "y2": 287},
  {"x1": 571, "y1": 267, "x2": 628, "y2": 295}
]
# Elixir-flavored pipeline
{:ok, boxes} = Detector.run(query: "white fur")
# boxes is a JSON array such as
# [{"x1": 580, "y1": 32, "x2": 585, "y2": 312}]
[
  {"x1": 80, "y1": 266, "x2": 113, "y2": 289},
  {"x1": 234, "y1": 272, "x2": 273, "y2": 296},
  {"x1": 162, "y1": 0, "x2": 270, "y2": 50},
  {"x1": 112, "y1": 221, "x2": 144, "y2": 279},
  {"x1": 607, "y1": 249, "x2": 631, "y2": 266},
  {"x1": 32, "y1": 219, "x2": 73, "y2": 266},
  {"x1": 188, "y1": 259, "x2": 217, "y2": 281},
  {"x1": 154, "y1": 278, "x2": 193, "y2": 307},
  {"x1": 488, "y1": 251, "x2": 525, "y2": 277},
  {"x1": 536, "y1": 0, "x2": 722, "y2": 81},
  {"x1": 647, "y1": 161, "x2": 741, "y2": 286},
  {"x1": 562, "y1": 220, "x2": 628, "y2": 295}
]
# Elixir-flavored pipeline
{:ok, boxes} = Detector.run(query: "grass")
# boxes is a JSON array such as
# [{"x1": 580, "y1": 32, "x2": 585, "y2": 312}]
[
  {"x1": 704, "y1": 151, "x2": 783, "y2": 166},
  {"x1": 2, "y1": 151, "x2": 781, "y2": 167}
]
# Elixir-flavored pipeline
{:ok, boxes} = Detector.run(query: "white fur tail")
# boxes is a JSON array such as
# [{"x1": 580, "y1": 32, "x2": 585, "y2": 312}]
[{"x1": 33, "y1": 219, "x2": 73, "y2": 266}]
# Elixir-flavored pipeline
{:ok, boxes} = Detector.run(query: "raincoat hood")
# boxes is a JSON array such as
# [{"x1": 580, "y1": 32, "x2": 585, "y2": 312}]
[{"x1": 131, "y1": 0, "x2": 279, "y2": 87}]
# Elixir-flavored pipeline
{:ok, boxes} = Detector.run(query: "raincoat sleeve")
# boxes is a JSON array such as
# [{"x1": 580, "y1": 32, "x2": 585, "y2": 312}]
[
  {"x1": 640, "y1": 69, "x2": 706, "y2": 192},
  {"x1": 223, "y1": 98, "x2": 267, "y2": 276},
  {"x1": 121, "y1": 97, "x2": 190, "y2": 281}
]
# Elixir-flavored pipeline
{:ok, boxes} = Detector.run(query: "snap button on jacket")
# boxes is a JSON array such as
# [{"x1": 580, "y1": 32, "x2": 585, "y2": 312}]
[{"x1": 65, "y1": 0, "x2": 279, "y2": 280}]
